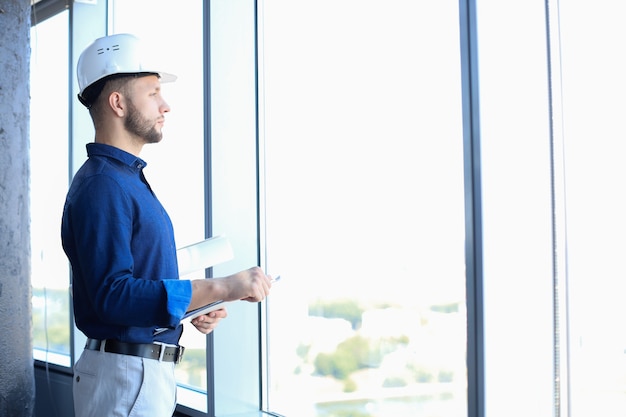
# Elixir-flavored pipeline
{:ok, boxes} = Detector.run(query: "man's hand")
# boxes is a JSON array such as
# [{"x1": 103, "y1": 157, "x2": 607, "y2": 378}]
[
  {"x1": 191, "y1": 308, "x2": 228, "y2": 335},
  {"x1": 229, "y1": 266, "x2": 273, "y2": 302}
]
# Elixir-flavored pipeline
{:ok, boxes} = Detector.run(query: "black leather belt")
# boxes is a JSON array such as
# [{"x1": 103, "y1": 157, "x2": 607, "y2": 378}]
[{"x1": 85, "y1": 338, "x2": 184, "y2": 364}]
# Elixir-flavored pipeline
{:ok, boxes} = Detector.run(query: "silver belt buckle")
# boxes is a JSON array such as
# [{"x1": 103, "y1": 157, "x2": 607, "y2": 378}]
[
  {"x1": 154, "y1": 342, "x2": 184, "y2": 364},
  {"x1": 175, "y1": 345, "x2": 185, "y2": 364}
]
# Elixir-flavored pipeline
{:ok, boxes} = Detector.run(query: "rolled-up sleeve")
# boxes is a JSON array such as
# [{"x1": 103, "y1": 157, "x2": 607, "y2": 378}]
[{"x1": 162, "y1": 279, "x2": 193, "y2": 326}]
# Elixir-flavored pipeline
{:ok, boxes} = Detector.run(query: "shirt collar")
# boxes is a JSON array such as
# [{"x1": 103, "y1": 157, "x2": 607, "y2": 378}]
[{"x1": 86, "y1": 142, "x2": 148, "y2": 170}]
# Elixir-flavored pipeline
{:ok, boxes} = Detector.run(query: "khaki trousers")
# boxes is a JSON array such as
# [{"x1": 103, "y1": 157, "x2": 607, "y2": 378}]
[{"x1": 73, "y1": 347, "x2": 177, "y2": 417}]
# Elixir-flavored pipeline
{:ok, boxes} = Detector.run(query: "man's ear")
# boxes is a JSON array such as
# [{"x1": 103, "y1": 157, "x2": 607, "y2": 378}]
[{"x1": 108, "y1": 91, "x2": 126, "y2": 117}]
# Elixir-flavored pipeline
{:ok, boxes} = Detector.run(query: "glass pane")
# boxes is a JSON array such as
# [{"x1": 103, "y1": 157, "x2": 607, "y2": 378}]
[
  {"x1": 261, "y1": 1, "x2": 467, "y2": 416},
  {"x1": 111, "y1": 0, "x2": 207, "y2": 410},
  {"x1": 558, "y1": 2, "x2": 626, "y2": 415},
  {"x1": 475, "y1": 2, "x2": 555, "y2": 414},
  {"x1": 30, "y1": 10, "x2": 71, "y2": 367}
]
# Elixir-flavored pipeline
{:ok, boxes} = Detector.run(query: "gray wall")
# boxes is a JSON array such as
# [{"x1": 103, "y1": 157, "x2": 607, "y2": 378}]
[{"x1": 0, "y1": 0, "x2": 36, "y2": 416}]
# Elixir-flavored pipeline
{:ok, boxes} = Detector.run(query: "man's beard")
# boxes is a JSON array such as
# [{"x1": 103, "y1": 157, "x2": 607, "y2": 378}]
[{"x1": 124, "y1": 98, "x2": 163, "y2": 144}]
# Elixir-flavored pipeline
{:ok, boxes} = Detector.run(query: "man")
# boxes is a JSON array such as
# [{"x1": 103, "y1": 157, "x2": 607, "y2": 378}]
[{"x1": 61, "y1": 33, "x2": 273, "y2": 417}]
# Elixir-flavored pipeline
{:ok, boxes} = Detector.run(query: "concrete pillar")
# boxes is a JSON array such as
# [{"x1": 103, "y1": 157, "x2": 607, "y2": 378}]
[{"x1": 0, "y1": 1, "x2": 36, "y2": 416}]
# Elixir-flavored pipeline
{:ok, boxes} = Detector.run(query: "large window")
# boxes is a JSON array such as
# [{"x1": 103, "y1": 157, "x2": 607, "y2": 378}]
[
  {"x1": 30, "y1": 9, "x2": 71, "y2": 368},
  {"x1": 29, "y1": 2, "x2": 626, "y2": 417},
  {"x1": 260, "y1": 1, "x2": 467, "y2": 416}
]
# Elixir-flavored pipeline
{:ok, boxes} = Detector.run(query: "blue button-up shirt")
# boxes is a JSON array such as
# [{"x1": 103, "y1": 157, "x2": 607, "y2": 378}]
[{"x1": 61, "y1": 143, "x2": 192, "y2": 345}]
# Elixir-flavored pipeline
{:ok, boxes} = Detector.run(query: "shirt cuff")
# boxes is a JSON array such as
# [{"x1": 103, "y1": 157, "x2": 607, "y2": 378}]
[{"x1": 162, "y1": 279, "x2": 193, "y2": 324}]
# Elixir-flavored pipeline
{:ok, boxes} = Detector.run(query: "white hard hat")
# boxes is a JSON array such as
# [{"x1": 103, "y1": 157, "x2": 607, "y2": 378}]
[{"x1": 77, "y1": 33, "x2": 176, "y2": 106}]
